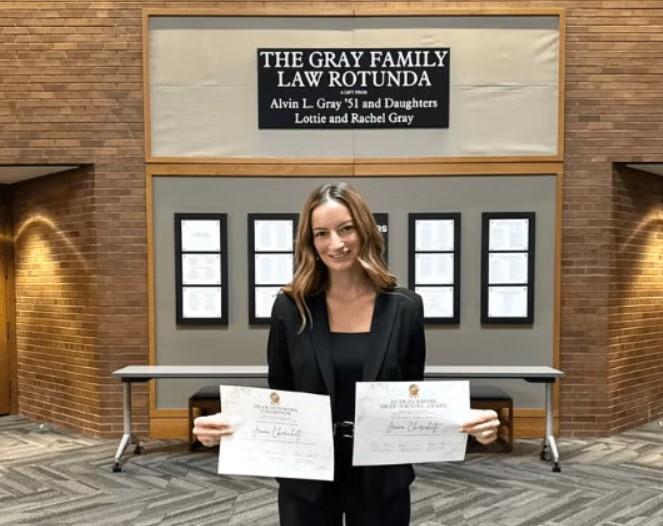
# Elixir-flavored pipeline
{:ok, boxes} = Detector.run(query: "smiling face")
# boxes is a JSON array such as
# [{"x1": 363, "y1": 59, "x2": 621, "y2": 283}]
[{"x1": 311, "y1": 199, "x2": 362, "y2": 274}]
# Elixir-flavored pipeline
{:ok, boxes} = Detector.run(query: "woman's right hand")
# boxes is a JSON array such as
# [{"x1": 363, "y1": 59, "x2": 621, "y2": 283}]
[{"x1": 193, "y1": 413, "x2": 234, "y2": 447}]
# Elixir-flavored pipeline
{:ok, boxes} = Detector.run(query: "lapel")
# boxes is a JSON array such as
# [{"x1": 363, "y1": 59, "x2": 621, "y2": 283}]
[
  {"x1": 307, "y1": 293, "x2": 335, "y2": 401},
  {"x1": 307, "y1": 290, "x2": 400, "y2": 400},
  {"x1": 363, "y1": 291, "x2": 398, "y2": 381}
]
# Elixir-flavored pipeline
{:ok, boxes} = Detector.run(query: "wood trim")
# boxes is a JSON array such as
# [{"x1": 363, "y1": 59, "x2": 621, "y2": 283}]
[
  {"x1": 144, "y1": 5, "x2": 565, "y2": 17},
  {"x1": 0, "y1": 186, "x2": 15, "y2": 415},
  {"x1": 146, "y1": 171, "x2": 157, "y2": 413},
  {"x1": 353, "y1": 162, "x2": 562, "y2": 176},
  {"x1": 355, "y1": 6, "x2": 565, "y2": 17},
  {"x1": 143, "y1": 5, "x2": 355, "y2": 17},
  {"x1": 146, "y1": 162, "x2": 563, "y2": 178},
  {"x1": 149, "y1": 408, "x2": 555, "y2": 439},
  {"x1": 150, "y1": 414, "x2": 190, "y2": 439},
  {"x1": 7, "y1": 239, "x2": 16, "y2": 415},
  {"x1": 514, "y1": 410, "x2": 548, "y2": 439},
  {"x1": 0, "y1": 187, "x2": 9, "y2": 414},
  {"x1": 557, "y1": 9, "x2": 566, "y2": 159},
  {"x1": 553, "y1": 168, "x2": 565, "y2": 435},
  {"x1": 150, "y1": 408, "x2": 187, "y2": 418},
  {"x1": 146, "y1": 163, "x2": 355, "y2": 177},
  {"x1": 146, "y1": 156, "x2": 564, "y2": 166},
  {"x1": 142, "y1": 11, "x2": 152, "y2": 163},
  {"x1": 146, "y1": 156, "x2": 356, "y2": 165}
]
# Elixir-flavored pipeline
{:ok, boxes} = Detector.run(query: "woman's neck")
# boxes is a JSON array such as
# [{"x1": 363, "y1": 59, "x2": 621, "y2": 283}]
[{"x1": 326, "y1": 266, "x2": 374, "y2": 299}]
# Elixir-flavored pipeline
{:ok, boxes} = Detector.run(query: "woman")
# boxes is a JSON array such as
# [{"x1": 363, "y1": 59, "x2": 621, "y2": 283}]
[{"x1": 194, "y1": 182, "x2": 500, "y2": 525}]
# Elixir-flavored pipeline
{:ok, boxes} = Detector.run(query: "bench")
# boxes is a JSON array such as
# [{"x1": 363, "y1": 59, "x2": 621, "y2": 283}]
[
  {"x1": 188, "y1": 385, "x2": 221, "y2": 450},
  {"x1": 469, "y1": 384, "x2": 513, "y2": 452}
]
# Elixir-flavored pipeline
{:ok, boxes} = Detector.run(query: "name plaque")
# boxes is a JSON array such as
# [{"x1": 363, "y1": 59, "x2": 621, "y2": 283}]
[{"x1": 257, "y1": 48, "x2": 450, "y2": 129}]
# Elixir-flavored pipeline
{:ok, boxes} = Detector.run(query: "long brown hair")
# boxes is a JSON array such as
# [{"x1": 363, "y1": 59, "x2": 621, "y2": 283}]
[{"x1": 283, "y1": 182, "x2": 397, "y2": 330}]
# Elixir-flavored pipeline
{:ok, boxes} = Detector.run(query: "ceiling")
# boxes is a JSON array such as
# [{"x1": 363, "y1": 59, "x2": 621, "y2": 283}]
[{"x1": 0, "y1": 165, "x2": 80, "y2": 184}]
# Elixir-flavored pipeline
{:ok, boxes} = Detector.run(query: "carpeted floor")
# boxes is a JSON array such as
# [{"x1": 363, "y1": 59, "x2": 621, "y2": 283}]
[{"x1": 1, "y1": 415, "x2": 662, "y2": 525}]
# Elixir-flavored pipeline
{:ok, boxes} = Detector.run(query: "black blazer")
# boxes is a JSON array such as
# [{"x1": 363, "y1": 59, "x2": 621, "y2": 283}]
[{"x1": 267, "y1": 287, "x2": 426, "y2": 505}]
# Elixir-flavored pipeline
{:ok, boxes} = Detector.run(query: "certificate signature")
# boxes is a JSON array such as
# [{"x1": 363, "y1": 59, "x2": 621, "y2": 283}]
[
  {"x1": 218, "y1": 386, "x2": 334, "y2": 481},
  {"x1": 353, "y1": 381, "x2": 470, "y2": 466}
]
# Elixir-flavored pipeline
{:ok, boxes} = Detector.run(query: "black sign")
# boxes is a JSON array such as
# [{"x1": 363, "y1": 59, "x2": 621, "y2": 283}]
[
  {"x1": 374, "y1": 213, "x2": 389, "y2": 263},
  {"x1": 258, "y1": 48, "x2": 450, "y2": 129}
]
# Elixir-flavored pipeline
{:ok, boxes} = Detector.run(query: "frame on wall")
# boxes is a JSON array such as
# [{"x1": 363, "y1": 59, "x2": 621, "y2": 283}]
[
  {"x1": 481, "y1": 212, "x2": 536, "y2": 324},
  {"x1": 143, "y1": 7, "x2": 565, "y2": 164},
  {"x1": 408, "y1": 213, "x2": 461, "y2": 324},
  {"x1": 174, "y1": 213, "x2": 229, "y2": 325},
  {"x1": 248, "y1": 213, "x2": 299, "y2": 324}
]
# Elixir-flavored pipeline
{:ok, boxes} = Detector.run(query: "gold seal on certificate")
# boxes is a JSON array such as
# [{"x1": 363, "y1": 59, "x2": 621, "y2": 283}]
[
  {"x1": 352, "y1": 380, "x2": 470, "y2": 466},
  {"x1": 218, "y1": 386, "x2": 334, "y2": 481}
]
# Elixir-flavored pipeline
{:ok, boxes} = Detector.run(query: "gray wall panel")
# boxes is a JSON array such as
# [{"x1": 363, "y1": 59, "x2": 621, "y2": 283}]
[{"x1": 153, "y1": 176, "x2": 556, "y2": 408}]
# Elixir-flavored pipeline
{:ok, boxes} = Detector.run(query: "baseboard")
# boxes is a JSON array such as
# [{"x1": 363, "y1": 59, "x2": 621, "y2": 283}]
[{"x1": 149, "y1": 408, "x2": 557, "y2": 440}]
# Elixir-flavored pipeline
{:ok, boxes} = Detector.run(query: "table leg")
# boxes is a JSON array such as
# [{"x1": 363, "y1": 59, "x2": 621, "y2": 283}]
[
  {"x1": 544, "y1": 381, "x2": 561, "y2": 472},
  {"x1": 113, "y1": 381, "x2": 140, "y2": 472}
]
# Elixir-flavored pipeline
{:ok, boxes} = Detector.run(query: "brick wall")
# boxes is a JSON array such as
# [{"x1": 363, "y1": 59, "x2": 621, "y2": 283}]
[
  {"x1": 559, "y1": 1, "x2": 663, "y2": 435},
  {"x1": 609, "y1": 165, "x2": 663, "y2": 433},
  {"x1": 1, "y1": 1, "x2": 662, "y2": 437},
  {"x1": 1, "y1": 1, "x2": 150, "y2": 436},
  {"x1": 12, "y1": 167, "x2": 99, "y2": 434}
]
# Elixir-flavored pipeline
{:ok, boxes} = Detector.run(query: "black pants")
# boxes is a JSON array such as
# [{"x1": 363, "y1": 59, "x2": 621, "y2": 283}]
[{"x1": 278, "y1": 436, "x2": 411, "y2": 526}]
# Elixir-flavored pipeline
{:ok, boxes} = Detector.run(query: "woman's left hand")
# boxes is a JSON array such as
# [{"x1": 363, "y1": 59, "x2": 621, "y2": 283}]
[{"x1": 460, "y1": 409, "x2": 500, "y2": 445}]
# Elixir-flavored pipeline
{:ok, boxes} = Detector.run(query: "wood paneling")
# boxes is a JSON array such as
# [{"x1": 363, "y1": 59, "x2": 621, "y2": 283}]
[{"x1": 0, "y1": 186, "x2": 15, "y2": 415}]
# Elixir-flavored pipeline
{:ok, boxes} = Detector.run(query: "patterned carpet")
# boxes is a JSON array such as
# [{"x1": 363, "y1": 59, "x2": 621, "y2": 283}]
[{"x1": 1, "y1": 415, "x2": 663, "y2": 525}]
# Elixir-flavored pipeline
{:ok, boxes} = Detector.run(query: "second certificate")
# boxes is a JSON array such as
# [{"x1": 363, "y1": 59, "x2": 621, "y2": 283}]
[{"x1": 353, "y1": 381, "x2": 470, "y2": 466}]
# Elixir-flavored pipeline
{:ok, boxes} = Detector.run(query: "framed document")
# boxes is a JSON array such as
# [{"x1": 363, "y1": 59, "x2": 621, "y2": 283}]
[
  {"x1": 248, "y1": 213, "x2": 298, "y2": 325},
  {"x1": 175, "y1": 213, "x2": 228, "y2": 325},
  {"x1": 181, "y1": 219, "x2": 221, "y2": 252},
  {"x1": 415, "y1": 286, "x2": 454, "y2": 319},
  {"x1": 182, "y1": 254, "x2": 222, "y2": 285},
  {"x1": 254, "y1": 254, "x2": 294, "y2": 285},
  {"x1": 488, "y1": 286, "x2": 528, "y2": 318},
  {"x1": 488, "y1": 253, "x2": 528, "y2": 285},
  {"x1": 489, "y1": 218, "x2": 529, "y2": 251},
  {"x1": 481, "y1": 212, "x2": 535, "y2": 324},
  {"x1": 254, "y1": 219, "x2": 295, "y2": 252},
  {"x1": 408, "y1": 213, "x2": 461, "y2": 324},
  {"x1": 415, "y1": 219, "x2": 454, "y2": 251},
  {"x1": 414, "y1": 253, "x2": 454, "y2": 285},
  {"x1": 182, "y1": 287, "x2": 222, "y2": 319},
  {"x1": 255, "y1": 286, "x2": 283, "y2": 319}
]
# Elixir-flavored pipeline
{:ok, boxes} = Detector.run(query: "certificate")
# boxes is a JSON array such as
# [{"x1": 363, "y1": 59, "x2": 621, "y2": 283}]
[
  {"x1": 415, "y1": 253, "x2": 454, "y2": 285},
  {"x1": 218, "y1": 386, "x2": 334, "y2": 481},
  {"x1": 353, "y1": 381, "x2": 470, "y2": 466},
  {"x1": 488, "y1": 253, "x2": 528, "y2": 284},
  {"x1": 182, "y1": 286, "x2": 222, "y2": 318},
  {"x1": 415, "y1": 286, "x2": 454, "y2": 318},
  {"x1": 255, "y1": 286, "x2": 282, "y2": 318},
  {"x1": 255, "y1": 253, "x2": 293, "y2": 285},
  {"x1": 181, "y1": 219, "x2": 221, "y2": 252},
  {"x1": 182, "y1": 254, "x2": 221, "y2": 285},
  {"x1": 254, "y1": 220, "x2": 294, "y2": 252},
  {"x1": 488, "y1": 286, "x2": 528, "y2": 318},
  {"x1": 415, "y1": 220, "x2": 454, "y2": 251},
  {"x1": 489, "y1": 219, "x2": 529, "y2": 251}
]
